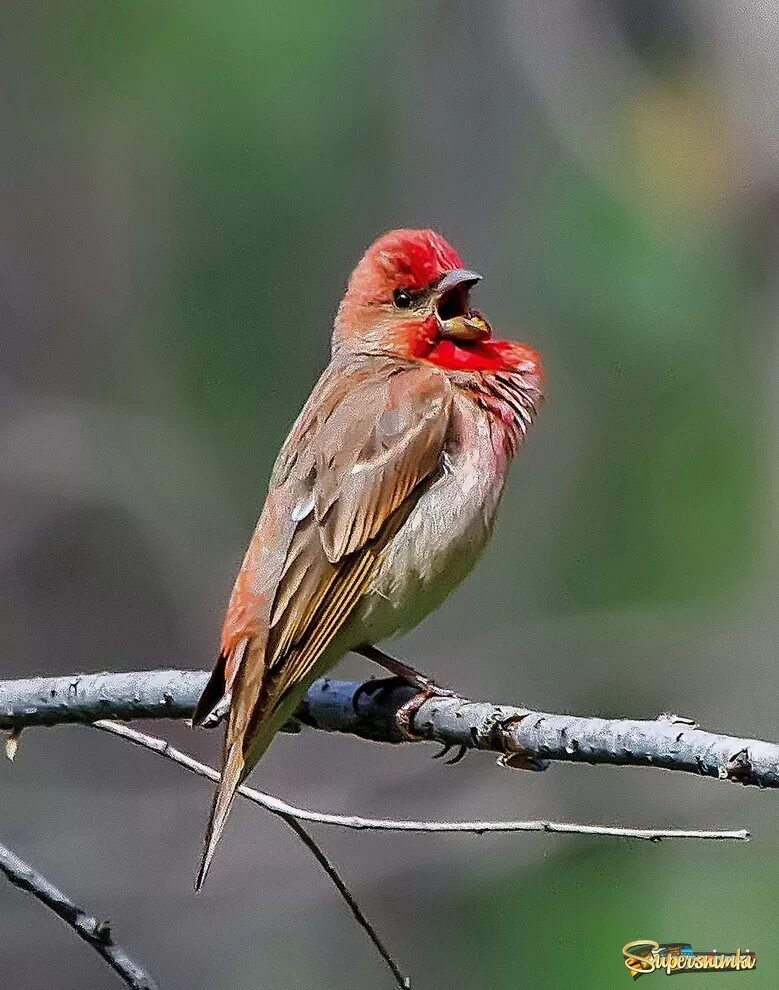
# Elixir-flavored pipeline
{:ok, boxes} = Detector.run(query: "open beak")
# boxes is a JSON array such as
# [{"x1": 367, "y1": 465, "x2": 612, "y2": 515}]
[{"x1": 434, "y1": 269, "x2": 491, "y2": 342}]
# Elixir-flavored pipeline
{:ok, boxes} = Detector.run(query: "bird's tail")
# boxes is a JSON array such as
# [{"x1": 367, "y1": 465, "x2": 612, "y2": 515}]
[
  {"x1": 194, "y1": 689, "x2": 285, "y2": 890},
  {"x1": 193, "y1": 638, "x2": 316, "y2": 890},
  {"x1": 194, "y1": 740, "x2": 245, "y2": 891}
]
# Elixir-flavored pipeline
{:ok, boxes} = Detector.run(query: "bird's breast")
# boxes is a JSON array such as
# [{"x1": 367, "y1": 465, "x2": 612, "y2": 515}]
[{"x1": 353, "y1": 394, "x2": 509, "y2": 642}]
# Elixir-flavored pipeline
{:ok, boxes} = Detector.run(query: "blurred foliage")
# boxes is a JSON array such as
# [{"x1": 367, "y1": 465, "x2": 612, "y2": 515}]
[
  {"x1": 450, "y1": 840, "x2": 779, "y2": 989},
  {"x1": 539, "y1": 166, "x2": 757, "y2": 608}
]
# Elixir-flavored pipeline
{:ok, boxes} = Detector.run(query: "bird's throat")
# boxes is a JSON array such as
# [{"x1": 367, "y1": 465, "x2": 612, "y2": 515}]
[{"x1": 424, "y1": 336, "x2": 542, "y2": 376}]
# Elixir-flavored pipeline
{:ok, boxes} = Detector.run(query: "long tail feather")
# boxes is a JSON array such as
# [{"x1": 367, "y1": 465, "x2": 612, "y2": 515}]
[{"x1": 194, "y1": 741, "x2": 244, "y2": 891}]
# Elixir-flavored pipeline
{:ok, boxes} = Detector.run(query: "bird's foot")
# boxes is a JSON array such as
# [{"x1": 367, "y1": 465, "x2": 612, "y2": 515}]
[
  {"x1": 352, "y1": 667, "x2": 456, "y2": 715},
  {"x1": 351, "y1": 644, "x2": 460, "y2": 747},
  {"x1": 394, "y1": 682, "x2": 458, "y2": 743},
  {"x1": 351, "y1": 675, "x2": 459, "y2": 746}
]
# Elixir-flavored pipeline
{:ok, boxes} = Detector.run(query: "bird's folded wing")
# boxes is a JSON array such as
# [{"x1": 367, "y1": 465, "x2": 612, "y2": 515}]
[{"x1": 223, "y1": 357, "x2": 453, "y2": 747}]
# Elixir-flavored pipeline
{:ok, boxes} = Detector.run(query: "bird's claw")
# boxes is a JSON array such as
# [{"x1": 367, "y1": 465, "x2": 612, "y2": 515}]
[
  {"x1": 444, "y1": 743, "x2": 469, "y2": 765},
  {"x1": 430, "y1": 741, "x2": 469, "y2": 764},
  {"x1": 395, "y1": 682, "x2": 457, "y2": 742}
]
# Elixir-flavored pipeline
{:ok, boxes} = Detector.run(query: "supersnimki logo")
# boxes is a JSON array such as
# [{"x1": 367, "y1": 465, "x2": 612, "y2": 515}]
[{"x1": 622, "y1": 941, "x2": 757, "y2": 978}]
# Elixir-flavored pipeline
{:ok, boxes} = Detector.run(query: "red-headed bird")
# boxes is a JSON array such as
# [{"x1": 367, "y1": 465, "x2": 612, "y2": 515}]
[{"x1": 192, "y1": 229, "x2": 544, "y2": 888}]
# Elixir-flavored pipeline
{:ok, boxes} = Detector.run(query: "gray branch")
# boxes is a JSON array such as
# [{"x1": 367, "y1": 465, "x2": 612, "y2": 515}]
[
  {"x1": 0, "y1": 840, "x2": 159, "y2": 990},
  {"x1": 0, "y1": 668, "x2": 777, "y2": 789}
]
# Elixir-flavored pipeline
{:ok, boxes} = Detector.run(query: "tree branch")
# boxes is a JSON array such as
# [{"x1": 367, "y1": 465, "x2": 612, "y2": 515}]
[
  {"x1": 0, "y1": 668, "x2": 777, "y2": 790},
  {"x1": 0, "y1": 840, "x2": 159, "y2": 990}
]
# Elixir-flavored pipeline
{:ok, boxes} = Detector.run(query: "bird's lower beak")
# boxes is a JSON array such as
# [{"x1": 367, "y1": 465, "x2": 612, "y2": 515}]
[
  {"x1": 434, "y1": 269, "x2": 491, "y2": 341},
  {"x1": 439, "y1": 312, "x2": 492, "y2": 341}
]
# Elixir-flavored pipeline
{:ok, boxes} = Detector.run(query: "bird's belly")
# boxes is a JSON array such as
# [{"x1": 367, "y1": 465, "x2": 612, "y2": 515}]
[{"x1": 350, "y1": 440, "x2": 505, "y2": 645}]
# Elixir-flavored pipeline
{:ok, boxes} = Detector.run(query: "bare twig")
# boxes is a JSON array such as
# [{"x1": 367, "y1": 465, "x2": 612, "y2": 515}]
[
  {"x1": 0, "y1": 840, "x2": 159, "y2": 990},
  {"x1": 282, "y1": 817, "x2": 410, "y2": 990},
  {"x1": 93, "y1": 721, "x2": 410, "y2": 990},
  {"x1": 93, "y1": 720, "x2": 748, "y2": 843},
  {"x1": 1, "y1": 669, "x2": 778, "y2": 791}
]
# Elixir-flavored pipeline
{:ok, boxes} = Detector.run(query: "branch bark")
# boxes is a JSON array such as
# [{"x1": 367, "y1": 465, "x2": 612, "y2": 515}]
[
  {"x1": 0, "y1": 840, "x2": 159, "y2": 990},
  {"x1": 0, "y1": 669, "x2": 776, "y2": 789}
]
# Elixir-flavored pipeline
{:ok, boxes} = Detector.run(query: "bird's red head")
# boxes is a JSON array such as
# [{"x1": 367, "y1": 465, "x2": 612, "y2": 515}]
[{"x1": 333, "y1": 228, "x2": 543, "y2": 378}]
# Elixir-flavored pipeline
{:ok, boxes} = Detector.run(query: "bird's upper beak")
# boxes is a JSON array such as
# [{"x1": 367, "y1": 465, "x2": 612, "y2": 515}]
[
  {"x1": 434, "y1": 269, "x2": 491, "y2": 342},
  {"x1": 435, "y1": 268, "x2": 482, "y2": 295}
]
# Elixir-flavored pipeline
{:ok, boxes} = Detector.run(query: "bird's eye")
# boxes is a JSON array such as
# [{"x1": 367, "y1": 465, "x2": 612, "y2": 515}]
[{"x1": 393, "y1": 288, "x2": 414, "y2": 309}]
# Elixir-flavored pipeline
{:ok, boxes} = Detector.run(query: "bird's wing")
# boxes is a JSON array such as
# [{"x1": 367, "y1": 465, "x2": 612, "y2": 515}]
[
  {"x1": 193, "y1": 356, "x2": 452, "y2": 888},
  {"x1": 245, "y1": 356, "x2": 452, "y2": 722}
]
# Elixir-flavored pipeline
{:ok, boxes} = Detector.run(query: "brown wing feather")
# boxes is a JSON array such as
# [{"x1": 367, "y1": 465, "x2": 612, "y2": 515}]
[
  {"x1": 262, "y1": 361, "x2": 450, "y2": 675},
  {"x1": 194, "y1": 356, "x2": 451, "y2": 887}
]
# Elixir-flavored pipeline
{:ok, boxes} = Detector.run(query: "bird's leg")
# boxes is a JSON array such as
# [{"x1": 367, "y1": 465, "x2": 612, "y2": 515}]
[
  {"x1": 354, "y1": 644, "x2": 451, "y2": 693},
  {"x1": 352, "y1": 645, "x2": 460, "y2": 746}
]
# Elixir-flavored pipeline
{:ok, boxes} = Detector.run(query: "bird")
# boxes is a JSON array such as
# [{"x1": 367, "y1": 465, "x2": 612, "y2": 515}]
[{"x1": 192, "y1": 228, "x2": 544, "y2": 889}]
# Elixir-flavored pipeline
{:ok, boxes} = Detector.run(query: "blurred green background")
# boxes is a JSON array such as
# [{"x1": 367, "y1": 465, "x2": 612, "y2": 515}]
[{"x1": 2, "y1": 1, "x2": 779, "y2": 987}]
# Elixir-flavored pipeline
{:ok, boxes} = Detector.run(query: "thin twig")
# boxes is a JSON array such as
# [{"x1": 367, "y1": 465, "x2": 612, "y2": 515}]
[
  {"x1": 0, "y1": 669, "x2": 777, "y2": 793},
  {"x1": 0, "y1": 839, "x2": 159, "y2": 990},
  {"x1": 283, "y1": 817, "x2": 410, "y2": 989},
  {"x1": 92, "y1": 720, "x2": 748, "y2": 843},
  {"x1": 92, "y1": 721, "x2": 410, "y2": 990}
]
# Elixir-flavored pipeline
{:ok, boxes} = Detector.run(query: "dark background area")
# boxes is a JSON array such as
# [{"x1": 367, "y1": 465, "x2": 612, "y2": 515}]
[{"x1": 2, "y1": 1, "x2": 779, "y2": 987}]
